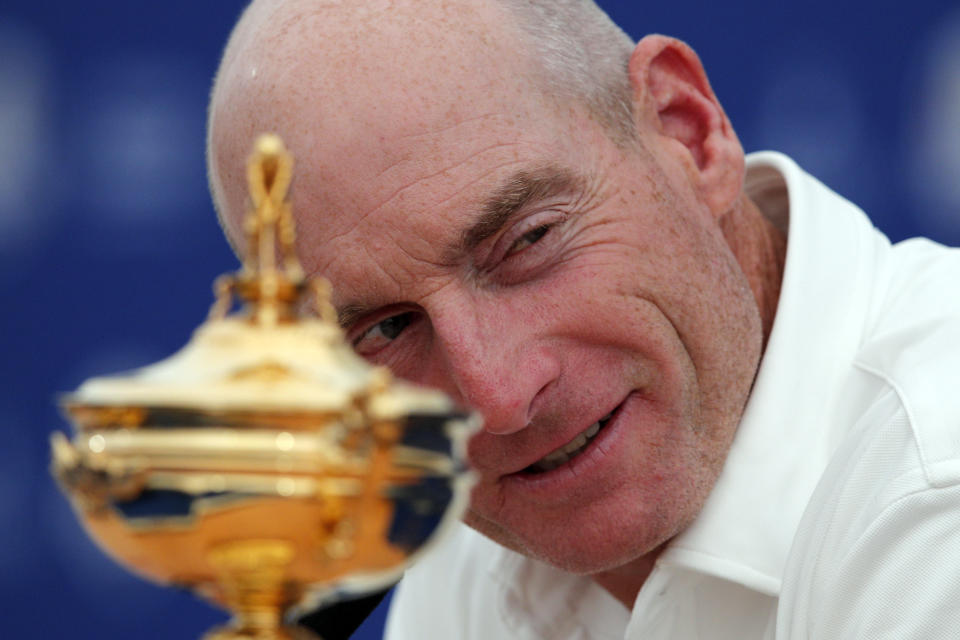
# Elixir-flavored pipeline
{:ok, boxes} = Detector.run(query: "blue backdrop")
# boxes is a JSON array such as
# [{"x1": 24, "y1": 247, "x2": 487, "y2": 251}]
[{"x1": 1, "y1": 0, "x2": 958, "y2": 638}]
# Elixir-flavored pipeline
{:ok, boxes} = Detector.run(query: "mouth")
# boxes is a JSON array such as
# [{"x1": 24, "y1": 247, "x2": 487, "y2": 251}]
[{"x1": 521, "y1": 402, "x2": 622, "y2": 474}]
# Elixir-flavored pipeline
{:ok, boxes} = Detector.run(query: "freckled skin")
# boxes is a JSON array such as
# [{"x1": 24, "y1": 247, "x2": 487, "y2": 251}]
[{"x1": 209, "y1": 0, "x2": 785, "y2": 607}]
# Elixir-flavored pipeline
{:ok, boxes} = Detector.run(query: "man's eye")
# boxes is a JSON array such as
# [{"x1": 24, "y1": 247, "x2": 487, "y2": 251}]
[
  {"x1": 353, "y1": 312, "x2": 414, "y2": 354},
  {"x1": 505, "y1": 224, "x2": 551, "y2": 257}
]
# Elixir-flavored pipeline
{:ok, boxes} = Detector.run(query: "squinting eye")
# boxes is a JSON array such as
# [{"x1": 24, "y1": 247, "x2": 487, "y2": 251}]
[
  {"x1": 506, "y1": 224, "x2": 550, "y2": 257},
  {"x1": 353, "y1": 312, "x2": 414, "y2": 354}
]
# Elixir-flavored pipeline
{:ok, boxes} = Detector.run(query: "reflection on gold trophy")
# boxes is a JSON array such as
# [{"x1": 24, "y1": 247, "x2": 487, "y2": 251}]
[{"x1": 50, "y1": 134, "x2": 478, "y2": 639}]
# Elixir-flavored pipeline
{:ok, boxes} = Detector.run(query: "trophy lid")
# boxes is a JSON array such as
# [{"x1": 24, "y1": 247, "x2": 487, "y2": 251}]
[
  {"x1": 65, "y1": 134, "x2": 451, "y2": 419},
  {"x1": 70, "y1": 318, "x2": 387, "y2": 412}
]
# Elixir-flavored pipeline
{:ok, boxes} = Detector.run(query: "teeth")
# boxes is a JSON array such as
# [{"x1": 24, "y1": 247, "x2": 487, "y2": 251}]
[
  {"x1": 563, "y1": 432, "x2": 588, "y2": 455},
  {"x1": 531, "y1": 454, "x2": 568, "y2": 473},
  {"x1": 542, "y1": 449, "x2": 567, "y2": 464},
  {"x1": 526, "y1": 406, "x2": 619, "y2": 473},
  {"x1": 529, "y1": 420, "x2": 603, "y2": 473}
]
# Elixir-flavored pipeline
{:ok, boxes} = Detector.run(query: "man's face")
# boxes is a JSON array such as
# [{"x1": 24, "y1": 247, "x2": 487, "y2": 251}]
[
  {"x1": 214, "y1": 4, "x2": 761, "y2": 575},
  {"x1": 282, "y1": 103, "x2": 760, "y2": 576}
]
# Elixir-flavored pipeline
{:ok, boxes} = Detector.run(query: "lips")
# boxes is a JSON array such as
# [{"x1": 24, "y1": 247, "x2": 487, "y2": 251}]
[{"x1": 523, "y1": 408, "x2": 615, "y2": 473}]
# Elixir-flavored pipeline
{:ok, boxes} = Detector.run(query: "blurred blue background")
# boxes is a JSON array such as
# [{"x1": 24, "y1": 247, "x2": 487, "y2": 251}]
[{"x1": 1, "y1": 0, "x2": 958, "y2": 637}]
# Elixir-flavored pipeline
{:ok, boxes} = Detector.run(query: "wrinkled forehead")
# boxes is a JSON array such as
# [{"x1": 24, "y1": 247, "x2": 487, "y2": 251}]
[
  {"x1": 212, "y1": 0, "x2": 582, "y2": 274},
  {"x1": 290, "y1": 99, "x2": 578, "y2": 295},
  {"x1": 212, "y1": 0, "x2": 559, "y2": 263}
]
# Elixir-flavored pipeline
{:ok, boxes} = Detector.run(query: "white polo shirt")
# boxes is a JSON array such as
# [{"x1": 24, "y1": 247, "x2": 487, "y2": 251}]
[{"x1": 385, "y1": 152, "x2": 960, "y2": 639}]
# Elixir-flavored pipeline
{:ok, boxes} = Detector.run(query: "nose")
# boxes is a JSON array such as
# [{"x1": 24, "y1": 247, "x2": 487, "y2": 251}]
[{"x1": 418, "y1": 292, "x2": 559, "y2": 436}]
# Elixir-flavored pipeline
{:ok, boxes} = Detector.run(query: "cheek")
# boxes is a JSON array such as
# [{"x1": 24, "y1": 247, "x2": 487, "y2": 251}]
[{"x1": 551, "y1": 254, "x2": 693, "y2": 358}]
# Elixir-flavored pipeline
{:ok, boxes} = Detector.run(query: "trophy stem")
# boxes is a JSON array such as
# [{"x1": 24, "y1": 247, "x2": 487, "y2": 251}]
[{"x1": 203, "y1": 539, "x2": 309, "y2": 640}]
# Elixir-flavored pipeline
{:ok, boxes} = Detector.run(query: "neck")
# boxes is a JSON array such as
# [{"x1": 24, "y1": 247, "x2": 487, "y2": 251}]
[
  {"x1": 590, "y1": 544, "x2": 666, "y2": 609},
  {"x1": 720, "y1": 193, "x2": 787, "y2": 349}
]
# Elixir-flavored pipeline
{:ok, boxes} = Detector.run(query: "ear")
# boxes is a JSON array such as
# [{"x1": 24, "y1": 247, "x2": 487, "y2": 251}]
[{"x1": 628, "y1": 35, "x2": 744, "y2": 218}]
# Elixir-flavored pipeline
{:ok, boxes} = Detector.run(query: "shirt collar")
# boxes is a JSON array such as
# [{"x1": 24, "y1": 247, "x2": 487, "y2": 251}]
[
  {"x1": 486, "y1": 538, "x2": 630, "y2": 639},
  {"x1": 664, "y1": 151, "x2": 882, "y2": 594}
]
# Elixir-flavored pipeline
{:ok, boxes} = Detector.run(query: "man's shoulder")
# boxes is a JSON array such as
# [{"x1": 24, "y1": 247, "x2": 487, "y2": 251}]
[
  {"x1": 856, "y1": 235, "x2": 960, "y2": 487},
  {"x1": 777, "y1": 236, "x2": 960, "y2": 636},
  {"x1": 779, "y1": 380, "x2": 960, "y2": 637},
  {"x1": 784, "y1": 227, "x2": 960, "y2": 545}
]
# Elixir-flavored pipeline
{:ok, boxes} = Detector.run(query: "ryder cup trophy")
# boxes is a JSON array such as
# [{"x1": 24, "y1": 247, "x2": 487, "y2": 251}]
[{"x1": 50, "y1": 134, "x2": 478, "y2": 639}]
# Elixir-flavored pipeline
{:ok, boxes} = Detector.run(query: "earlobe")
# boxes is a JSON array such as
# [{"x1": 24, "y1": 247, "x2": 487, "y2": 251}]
[{"x1": 628, "y1": 35, "x2": 744, "y2": 218}]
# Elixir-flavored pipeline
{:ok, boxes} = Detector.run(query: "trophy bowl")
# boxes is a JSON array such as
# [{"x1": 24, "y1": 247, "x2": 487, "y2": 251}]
[{"x1": 50, "y1": 134, "x2": 478, "y2": 639}]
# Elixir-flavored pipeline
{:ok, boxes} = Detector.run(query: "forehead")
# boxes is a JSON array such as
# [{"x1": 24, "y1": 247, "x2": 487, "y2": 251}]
[
  {"x1": 216, "y1": 2, "x2": 536, "y2": 229},
  {"x1": 292, "y1": 99, "x2": 583, "y2": 295},
  {"x1": 272, "y1": 38, "x2": 588, "y2": 293}
]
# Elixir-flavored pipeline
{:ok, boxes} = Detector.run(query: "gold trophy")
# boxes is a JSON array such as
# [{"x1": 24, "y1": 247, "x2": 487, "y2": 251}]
[{"x1": 50, "y1": 134, "x2": 478, "y2": 639}]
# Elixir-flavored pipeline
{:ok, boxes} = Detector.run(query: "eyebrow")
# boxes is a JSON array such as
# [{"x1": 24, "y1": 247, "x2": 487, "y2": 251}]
[
  {"x1": 337, "y1": 303, "x2": 369, "y2": 329},
  {"x1": 337, "y1": 165, "x2": 586, "y2": 329},
  {"x1": 457, "y1": 165, "x2": 585, "y2": 254}
]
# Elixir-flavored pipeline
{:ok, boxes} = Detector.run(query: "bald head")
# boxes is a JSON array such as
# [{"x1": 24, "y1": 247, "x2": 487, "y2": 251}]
[{"x1": 206, "y1": 0, "x2": 636, "y2": 253}]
